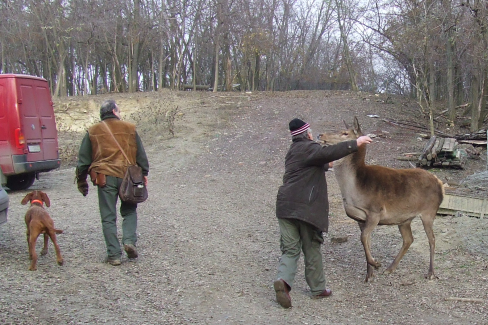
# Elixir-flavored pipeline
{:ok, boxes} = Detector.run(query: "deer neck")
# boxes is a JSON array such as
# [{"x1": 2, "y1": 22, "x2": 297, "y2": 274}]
[{"x1": 333, "y1": 144, "x2": 367, "y2": 194}]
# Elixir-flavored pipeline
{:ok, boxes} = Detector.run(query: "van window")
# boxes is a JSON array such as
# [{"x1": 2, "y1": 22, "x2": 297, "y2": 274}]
[
  {"x1": 20, "y1": 85, "x2": 37, "y2": 117},
  {"x1": 36, "y1": 86, "x2": 52, "y2": 117}
]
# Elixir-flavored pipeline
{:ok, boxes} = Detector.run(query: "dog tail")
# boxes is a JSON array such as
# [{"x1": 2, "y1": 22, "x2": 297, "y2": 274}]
[{"x1": 54, "y1": 229, "x2": 63, "y2": 234}]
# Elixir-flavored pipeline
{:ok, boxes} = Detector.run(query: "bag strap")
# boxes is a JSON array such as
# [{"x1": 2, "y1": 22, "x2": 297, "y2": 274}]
[{"x1": 102, "y1": 121, "x2": 133, "y2": 165}]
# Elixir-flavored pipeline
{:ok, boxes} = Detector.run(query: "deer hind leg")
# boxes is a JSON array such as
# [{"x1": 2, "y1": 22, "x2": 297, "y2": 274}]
[
  {"x1": 358, "y1": 220, "x2": 380, "y2": 282},
  {"x1": 41, "y1": 233, "x2": 49, "y2": 256},
  {"x1": 47, "y1": 231, "x2": 64, "y2": 266},
  {"x1": 385, "y1": 220, "x2": 413, "y2": 274},
  {"x1": 421, "y1": 214, "x2": 437, "y2": 280}
]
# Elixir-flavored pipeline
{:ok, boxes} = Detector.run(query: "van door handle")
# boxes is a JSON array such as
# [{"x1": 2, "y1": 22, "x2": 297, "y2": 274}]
[{"x1": 41, "y1": 125, "x2": 47, "y2": 129}]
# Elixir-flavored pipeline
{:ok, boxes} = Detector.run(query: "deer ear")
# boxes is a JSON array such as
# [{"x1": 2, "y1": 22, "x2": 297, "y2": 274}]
[
  {"x1": 41, "y1": 192, "x2": 51, "y2": 207},
  {"x1": 21, "y1": 193, "x2": 32, "y2": 205},
  {"x1": 343, "y1": 120, "x2": 350, "y2": 129},
  {"x1": 353, "y1": 116, "x2": 362, "y2": 135}
]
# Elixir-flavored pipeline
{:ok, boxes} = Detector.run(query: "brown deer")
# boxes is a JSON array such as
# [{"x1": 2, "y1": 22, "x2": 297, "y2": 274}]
[{"x1": 317, "y1": 117, "x2": 444, "y2": 282}]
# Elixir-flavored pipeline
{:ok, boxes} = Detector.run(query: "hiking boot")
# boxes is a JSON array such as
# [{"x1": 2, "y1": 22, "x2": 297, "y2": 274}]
[
  {"x1": 274, "y1": 279, "x2": 292, "y2": 308},
  {"x1": 124, "y1": 244, "x2": 138, "y2": 259},
  {"x1": 107, "y1": 259, "x2": 121, "y2": 266},
  {"x1": 311, "y1": 288, "x2": 332, "y2": 299}
]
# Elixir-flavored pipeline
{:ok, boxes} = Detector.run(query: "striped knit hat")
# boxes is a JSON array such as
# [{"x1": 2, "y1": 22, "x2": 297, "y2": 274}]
[{"x1": 289, "y1": 118, "x2": 310, "y2": 136}]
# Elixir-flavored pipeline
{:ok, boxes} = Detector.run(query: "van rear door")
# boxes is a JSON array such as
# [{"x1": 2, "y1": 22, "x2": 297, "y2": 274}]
[
  {"x1": 18, "y1": 80, "x2": 58, "y2": 162},
  {"x1": 0, "y1": 83, "x2": 10, "y2": 173}
]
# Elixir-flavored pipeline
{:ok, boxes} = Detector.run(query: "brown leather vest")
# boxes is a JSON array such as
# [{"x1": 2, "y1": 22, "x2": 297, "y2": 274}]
[{"x1": 88, "y1": 118, "x2": 137, "y2": 179}]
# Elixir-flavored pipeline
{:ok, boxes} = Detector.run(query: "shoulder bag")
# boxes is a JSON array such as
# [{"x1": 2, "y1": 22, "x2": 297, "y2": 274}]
[{"x1": 102, "y1": 121, "x2": 148, "y2": 204}]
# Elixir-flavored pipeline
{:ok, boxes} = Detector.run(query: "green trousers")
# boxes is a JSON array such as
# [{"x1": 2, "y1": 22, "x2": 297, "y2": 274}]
[
  {"x1": 97, "y1": 175, "x2": 138, "y2": 259},
  {"x1": 276, "y1": 218, "x2": 326, "y2": 295}
]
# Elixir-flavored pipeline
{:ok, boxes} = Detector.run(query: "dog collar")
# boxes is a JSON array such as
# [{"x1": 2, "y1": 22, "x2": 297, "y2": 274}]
[{"x1": 31, "y1": 199, "x2": 43, "y2": 206}]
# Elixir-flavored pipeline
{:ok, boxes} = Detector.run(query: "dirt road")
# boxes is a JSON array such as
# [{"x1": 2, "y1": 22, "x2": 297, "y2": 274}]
[{"x1": 0, "y1": 90, "x2": 487, "y2": 324}]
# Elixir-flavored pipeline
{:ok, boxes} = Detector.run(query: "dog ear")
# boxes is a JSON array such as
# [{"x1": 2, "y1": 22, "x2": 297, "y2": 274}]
[
  {"x1": 21, "y1": 193, "x2": 32, "y2": 205},
  {"x1": 41, "y1": 192, "x2": 51, "y2": 207}
]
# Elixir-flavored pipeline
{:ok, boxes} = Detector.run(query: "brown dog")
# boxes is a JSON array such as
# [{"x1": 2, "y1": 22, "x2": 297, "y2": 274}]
[{"x1": 21, "y1": 191, "x2": 63, "y2": 271}]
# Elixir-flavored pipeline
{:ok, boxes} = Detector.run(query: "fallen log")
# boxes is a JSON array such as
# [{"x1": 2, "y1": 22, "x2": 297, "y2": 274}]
[
  {"x1": 381, "y1": 118, "x2": 451, "y2": 137},
  {"x1": 458, "y1": 139, "x2": 487, "y2": 145},
  {"x1": 454, "y1": 131, "x2": 487, "y2": 141},
  {"x1": 445, "y1": 297, "x2": 484, "y2": 303}
]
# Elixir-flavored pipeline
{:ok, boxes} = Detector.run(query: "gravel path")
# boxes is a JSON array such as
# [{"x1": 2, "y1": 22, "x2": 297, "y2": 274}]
[{"x1": 1, "y1": 91, "x2": 487, "y2": 324}]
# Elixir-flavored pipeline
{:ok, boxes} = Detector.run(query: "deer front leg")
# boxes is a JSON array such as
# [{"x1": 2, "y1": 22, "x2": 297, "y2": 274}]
[
  {"x1": 41, "y1": 233, "x2": 49, "y2": 256},
  {"x1": 365, "y1": 262, "x2": 374, "y2": 283},
  {"x1": 358, "y1": 218, "x2": 381, "y2": 269},
  {"x1": 385, "y1": 220, "x2": 413, "y2": 274}
]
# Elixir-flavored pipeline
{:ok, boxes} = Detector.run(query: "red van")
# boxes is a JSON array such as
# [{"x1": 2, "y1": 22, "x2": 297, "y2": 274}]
[{"x1": 0, "y1": 74, "x2": 60, "y2": 190}]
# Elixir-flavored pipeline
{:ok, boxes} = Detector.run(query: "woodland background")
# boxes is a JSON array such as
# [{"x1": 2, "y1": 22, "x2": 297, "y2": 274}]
[{"x1": 2, "y1": 0, "x2": 488, "y2": 132}]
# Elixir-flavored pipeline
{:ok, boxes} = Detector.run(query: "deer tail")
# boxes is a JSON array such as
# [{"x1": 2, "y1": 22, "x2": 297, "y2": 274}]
[{"x1": 433, "y1": 175, "x2": 445, "y2": 202}]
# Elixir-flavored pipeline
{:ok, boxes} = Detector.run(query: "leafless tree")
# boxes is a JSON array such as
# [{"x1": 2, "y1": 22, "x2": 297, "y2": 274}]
[{"x1": 0, "y1": 0, "x2": 485, "y2": 134}]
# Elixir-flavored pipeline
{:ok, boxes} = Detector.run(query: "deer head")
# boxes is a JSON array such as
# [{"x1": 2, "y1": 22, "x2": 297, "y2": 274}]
[{"x1": 317, "y1": 116, "x2": 363, "y2": 145}]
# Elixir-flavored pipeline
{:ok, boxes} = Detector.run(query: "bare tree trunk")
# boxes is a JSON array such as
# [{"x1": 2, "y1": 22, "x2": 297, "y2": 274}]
[
  {"x1": 226, "y1": 56, "x2": 232, "y2": 91},
  {"x1": 176, "y1": 45, "x2": 184, "y2": 90},
  {"x1": 53, "y1": 42, "x2": 67, "y2": 97},
  {"x1": 471, "y1": 73, "x2": 480, "y2": 132},
  {"x1": 129, "y1": 0, "x2": 141, "y2": 93},
  {"x1": 93, "y1": 64, "x2": 99, "y2": 95},
  {"x1": 212, "y1": 35, "x2": 220, "y2": 92},
  {"x1": 335, "y1": 0, "x2": 357, "y2": 91},
  {"x1": 223, "y1": 30, "x2": 231, "y2": 91},
  {"x1": 446, "y1": 31, "x2": 455, "y2": 124},
  {"x1": 159, "y1": 38, "x2": 165, "y2": 89},
  {"x1": 84, "y1": 51, "x2": 91, "y2": 96},
  {"x1": 129, "y1": 41, "x2": 140, "y2": 92},
  {"x1": 213, "y1": 0, "x2": 223, "y2": 93},
  {"x1": 455, "y1": 65, "x2": 464, "y2": 106},
  {"x1": 110, "y1": 26, "x2": 126, "y2": 93},
  {"x1": 151, "y1": 50, "x2": 156, "y2": 91},
  {"x1": 254, "y1": 53, "x2": 260, "y2": 91},
  {"x1": 193, "y1": 48, "x2": 197, "y2": 91},
  {"x1": 429, "y1": 62, "x2": 436, "y2": 106},
  {"x1": 479, "y1": 69, "x2": 488, "y2": 129}
]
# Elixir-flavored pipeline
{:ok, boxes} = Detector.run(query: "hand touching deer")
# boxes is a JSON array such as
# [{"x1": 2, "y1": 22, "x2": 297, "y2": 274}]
[{"x1": 317, "y1": 117, "x2": 444, "y2": 282}]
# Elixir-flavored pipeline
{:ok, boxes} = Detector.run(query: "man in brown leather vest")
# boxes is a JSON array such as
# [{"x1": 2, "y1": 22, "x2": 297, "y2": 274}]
[{"x1": 76, "y1": 100, "x2": 149, "y2": 266}]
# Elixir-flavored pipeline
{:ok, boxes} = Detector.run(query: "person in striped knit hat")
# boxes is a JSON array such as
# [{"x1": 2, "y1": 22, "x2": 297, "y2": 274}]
[{"x1": 273, "y1": 118, "x2": 371, "y2": 308}]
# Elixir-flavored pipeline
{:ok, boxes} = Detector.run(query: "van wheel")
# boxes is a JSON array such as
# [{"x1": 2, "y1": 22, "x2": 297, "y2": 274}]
[{"x1": 6, "y1": 173, "x2": 36, "y2": 191}]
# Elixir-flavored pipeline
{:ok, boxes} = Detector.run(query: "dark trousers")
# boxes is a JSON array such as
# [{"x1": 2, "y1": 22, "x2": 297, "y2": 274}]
[
  {"x1": 276, "y1": 218, "x2": 326, "y2": 294},
  {"x1": 97, "y1": 175, "x2": 138, "y2": 259}
]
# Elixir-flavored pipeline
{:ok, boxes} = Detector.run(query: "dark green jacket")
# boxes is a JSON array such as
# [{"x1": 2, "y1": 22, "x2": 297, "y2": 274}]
[
  {"x1": 276, "y1": 138, "x2": 357, "y2": 232},
  {"x1": 77, "y1": 114, "x2": 149, "y2": 177}
]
